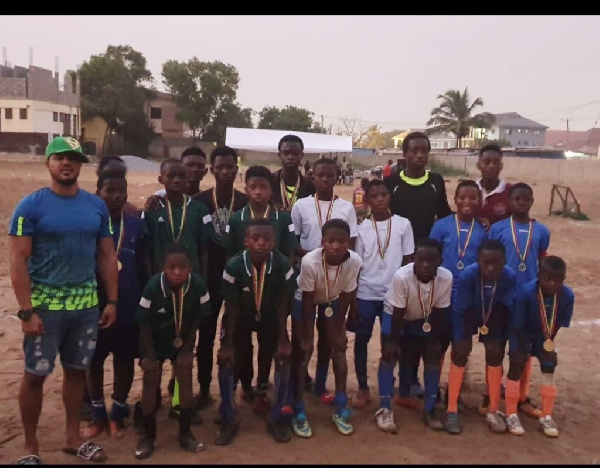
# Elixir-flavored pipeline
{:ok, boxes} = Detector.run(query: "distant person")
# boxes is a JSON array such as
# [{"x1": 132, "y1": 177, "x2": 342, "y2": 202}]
[
  {"x1": 9, "y1": 136, "x2": 118, "y2": 464},
  {"x1": 152, "y1": 147, "x2": 208, "y2": 199},
  {"x1": 352, "y1": 177, "x2": 369, "y2": 222},
  {"x1": 96, "y1": 155, "x2": 140, "y2": 216},
  {"x1": 395, "y1": 158, "x2": 407, "y2": 175},
  {"x1": 304, "y1": 159, "x2": 311, "y2": 175},
  {"x1": 475, "y1": 144, "x2": 512, "y2": 226},
  {"x1": 382, "y1": 159, "x2": 393, "y2": 178}
]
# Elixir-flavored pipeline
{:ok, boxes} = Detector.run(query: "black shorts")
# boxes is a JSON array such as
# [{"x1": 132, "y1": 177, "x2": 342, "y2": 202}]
[{"x1": 92, "y1": 321, "x2": 140, "y2": 363}]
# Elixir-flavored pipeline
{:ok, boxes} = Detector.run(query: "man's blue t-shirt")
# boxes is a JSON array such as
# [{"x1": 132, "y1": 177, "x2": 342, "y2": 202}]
[{"x1": 9, "y1": 187, "x2": 112, "y2": 311}]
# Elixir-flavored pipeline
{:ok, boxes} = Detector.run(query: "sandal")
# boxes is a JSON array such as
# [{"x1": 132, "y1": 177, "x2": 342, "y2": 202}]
[
  {"x1": 16, "y1": 455, "x2": 42, "y2": 465},
  {"x1": 62, "y1": 441, "x2": 108, "y2": 463}
]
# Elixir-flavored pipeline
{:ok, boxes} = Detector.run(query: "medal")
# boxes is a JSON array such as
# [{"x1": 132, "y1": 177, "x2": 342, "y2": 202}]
[
  {"x1": 371, "y1": 212, "x2": 392, "y2": 268},
  {"x1": 417, "y1": 279, "x2": 435, "y2": 332},
  {"x1": 249, "y1": 203, "x2": 271, "y2": 220},
  {"x1": 117, "y1": 260, "x2": 122, "y2": 271},
  {"x1": 322, "y1": 251, "x2": 342, "y2": 312},
  {"x1": 315, "y1": 194, "x2": 337, "y2": 229},
  {"x1": 379, "y1": 261, "x2": 387, "y2": 270},
  {"x1": 212, "y1": 189, "x2": 235, "y2": 238},
  {"x1": 163, "y1": 273, "x2": 190, "y2": 350},
  {"x1": 165, "y1": 195, "x2": 188, "y2": 242},
  {"x1": 173, "y1": 336, "x2": 183, "y2": 349},
  {"x1": 510, "y1": 216, "x2": 533, "y2": 273},
  {"x1": 537, "y1": 285, "x2": 558, "y2": 352},
  {"x1": 455, "y1": 215, "x2": 474, "y2": 272},
  {"x1": 111, "y1": 213, "x2": 125, "y2": 273},
  {"x1": 250, "y1": 251, "x2": 268, "y2": 322},
  {"x1": 480, "y1": 277, "x2": 497, "y2": 336},
  {"x1": 280, "y1": 175, "x2": 301, "y2": 211}
]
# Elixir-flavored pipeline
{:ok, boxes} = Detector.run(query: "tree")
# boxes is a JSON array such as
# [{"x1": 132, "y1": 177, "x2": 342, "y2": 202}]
[
  {"x1": 79, "y1": 45, "x2": 156, "y2": 156},
  {"x1": 161, "y1": 58, "x2": 249, "y2": 140},
  {"x1": 362, "y1": 125, "x2": 389, "y2": 149},
  {"x1": 426, "y1": 87, "x2": 495, "y2": 149},
  {"x1": 335, "y1": 115, "x2": 370, "y2": 147},
  {"x1": 257, "y1": 105, "x2": 325, "y2": 133}
]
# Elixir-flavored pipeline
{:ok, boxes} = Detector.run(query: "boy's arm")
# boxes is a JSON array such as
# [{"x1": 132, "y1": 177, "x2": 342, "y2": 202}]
[
  {"x1": 301, "y1": 291, "x2": 316, "y2": 351},
  {"x1": 380, "y1": 304, "x2": 405, "y2": 361},
  {"x1": 291, "y1": 203, "x2": 309, "y2": 258},
  {"x1": 137, "y1": 293, "x2": 156, "y2": 361},
  {"x1": 402, "y1": 222, "x2": 416, "y2": 266}
]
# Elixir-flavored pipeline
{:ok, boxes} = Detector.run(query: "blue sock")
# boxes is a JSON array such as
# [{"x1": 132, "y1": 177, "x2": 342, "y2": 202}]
[
  {"x1": 333, "y1": 392, "x2": 348, "y2": 415},
  {"x1": 377, "y1": 359, "x2": 395, "y2": 410},
  {"x1": 399, "y1": 363, "x2": 413, "y2": 398},
  {"x1": 91, "y1": 398, "x2": 108, "y2": 423},
  {"x1": 218, "y1": 366, "x2": 235, "y2": 423},
  {"x1": 270, "y1": 361, "x2": 290, "y2": 421},
  {"x1": 110, "y1": 397, "x2": 129, "y2": 421},
  {"x1": 354, "y1": 334, "x2": 370, "y2": 390},
  {"x1": 314, "y1": 363, "x2": 329, "y2": 396},
  {"x1": 294, "y1": 400, "x2": 306, "y2": 417},
  {"x1": 423, "y1": 366, "x2": 441, "y2": 412}
]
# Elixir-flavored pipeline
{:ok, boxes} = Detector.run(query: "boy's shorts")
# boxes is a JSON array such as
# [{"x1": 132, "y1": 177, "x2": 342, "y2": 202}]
[
  {"x1": 23, "y1": 307, "x2": 100, "y2": 376},
  {"x1": 346, "y1": 299, "x2": 383, "y2": 336},
  {"x1": 92, "y1": 320, "x2": 140, "y2": 364}
]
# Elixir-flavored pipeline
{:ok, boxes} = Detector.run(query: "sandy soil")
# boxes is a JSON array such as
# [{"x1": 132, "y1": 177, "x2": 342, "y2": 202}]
[{"x1": 0, "y1": 161, "x2": 599, "y2": 464}]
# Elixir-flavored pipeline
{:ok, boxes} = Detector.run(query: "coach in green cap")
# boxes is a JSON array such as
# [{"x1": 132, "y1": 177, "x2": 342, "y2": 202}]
[{"x1": 45, "y1": 135, "x2": 90, "y2": 162}]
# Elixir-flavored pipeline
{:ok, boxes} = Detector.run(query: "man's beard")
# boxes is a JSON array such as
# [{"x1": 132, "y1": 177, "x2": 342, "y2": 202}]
[{"x1": 54, "y1": 176, "x2": 78, "y2": 186}]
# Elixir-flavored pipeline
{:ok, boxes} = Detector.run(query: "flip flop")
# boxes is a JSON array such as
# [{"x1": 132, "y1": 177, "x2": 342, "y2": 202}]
[
  {"x1": 16, "y1": 455, "x2": 42, "y2": 465},
  {"x1": 62, "y1": 441, "x2": 107, "y2": 463}
]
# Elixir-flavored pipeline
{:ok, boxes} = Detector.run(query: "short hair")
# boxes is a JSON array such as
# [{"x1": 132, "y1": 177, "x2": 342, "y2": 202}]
[
  {"x1": 312, "y1": 157, "x2": 337, "y2": 172},
  {"x1": 477, "y1": 239, "x2": 506, "y2": 257},
  {"x1": 164, "y1": 242, "x2": 192, "y2": 263},
  {"x1": 365, "y1": 178, "x2": 388, "y2": 197},
  {"x1": 180, "y1": 146, "x2": 206, "y2": 161},
  {"x1": 210, "y1": 145, "x2": 238, "y2": 166},
  {"x1": 479, "y1": 144, "x2": 503, "y2": 158},
  {"x1": 540, "y1": 255, "x2": 567, "y2": 275},
  {"x1": 414, "y1": 237, "x2": 443, "y2": 257},
  {"x1": 245, "y1": 218, "x2": 275, "y2": 234},
  {"x1": 360, "y1": 177, "x2": 369, "y2": 189},
  {"x1": 245, "y1": 165, "x2": 274, "y2": 189},
  {"x1": 455, "y1": 179, "x2": 480, "y2": 196},
  {"x1": 97, "y1": 169, "x2": 126, "y2": 191},
  {"x1": 402, "y1": 132, "x2": 431, "y2": 154},
  {"x1": 160, "y1": 158, "x2": 184, "y2": 172},
  {"x1": 509, "y1": 182, "x2": 533, "y2": 197},
  {"x1": 97, "y1": 155, "x2": 125, "y2": 175},
  {"x1": 322, "y1": 218, "x2": 350, "y2": 238},
  {"x1": 278, "y1": 134, "x2": 304, "y2": 152}
]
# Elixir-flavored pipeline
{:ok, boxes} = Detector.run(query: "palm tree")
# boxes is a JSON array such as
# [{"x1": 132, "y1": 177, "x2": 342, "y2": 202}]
[{"x1": 426, "y1": 87, "x2": 495, "y2": 148}]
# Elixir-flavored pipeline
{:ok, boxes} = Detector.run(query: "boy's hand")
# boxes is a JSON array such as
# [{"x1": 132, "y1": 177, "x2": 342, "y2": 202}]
[
  {"x1": 175, "y1": 351, "x2": 194, "y2": 369},
  {"x1": 217, "y1": 345, "x2": 235, "y2": 366},
  {"x1": 140, "y1": 358, "x2": 159, "y2": 373},
  {"x1": 144, "y1": 195, "x2": 162, "y2": 211}
]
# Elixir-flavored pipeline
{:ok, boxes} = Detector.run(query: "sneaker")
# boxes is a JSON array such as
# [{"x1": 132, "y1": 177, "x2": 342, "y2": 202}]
[
  {"x1": 478, "y1": 395, "x2": 490, "y2": 416},
  {"x1": 394, "y1": 395, "x2": 424, "y2": 411},
  {"x1": 253, "y1": 396, "x2": 271, "y2": 416},
  {"x1": 178, "y1": 431, "x2": 206, "y2": 452},
  {"x1": 410, "y1": 382, "x2": 424, "y2": 399},
  {"x1": 444, "y1": 412, "x2": 463, "y2": 435},
  {"x1": 486, "y1": 411, "x2": 507, "y2": 433},
  {"x1": 375, "y1": 407, "x2": 397, "y2": 434},
  {"x1": 317, "y1": 390, "x2": 335, "y2": 405},
  {"x1": 505, "y1": 413, "x2": 525, "y2": 436},
  {"x1": 134, "y1": 435, "x2": 156, "y2": 460},
  {"x1": 267, "y1": 418, "x2": 292, "y2": 443},
  {"x1": 215, "y1": 420, "x2": 239, "y2": 446},
  {"x1": 332, "y1": 408, "x2": 354, "y2": 435},
  {"x1": 291, "y1": 412, "x2": 312, "y2": 438},
  {"x1": 422, "y1": 409, "x2": 444, "y2": 431},
  {"x1": 281, "y1": 405, "x2": 294, "y2": 417},
  {"x1": 539, "y1": 415, "x2": 559, "y2": 438},
  {"x1": 519, "y1": 398, "x2": 542, "y2": 419},
  {"x1": 352, "y1": 389, "x2": 370, "y2": 409}
]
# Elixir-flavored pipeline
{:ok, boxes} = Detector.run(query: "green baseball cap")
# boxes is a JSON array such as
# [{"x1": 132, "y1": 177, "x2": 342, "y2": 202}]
[{"x1": 45, "y1": 136, "x2": 89, "y2": 163}]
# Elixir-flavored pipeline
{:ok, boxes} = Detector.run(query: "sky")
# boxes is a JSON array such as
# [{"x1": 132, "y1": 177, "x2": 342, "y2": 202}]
[{"x1": 2, "y1": 15, "x2": 600, "y2": 133}]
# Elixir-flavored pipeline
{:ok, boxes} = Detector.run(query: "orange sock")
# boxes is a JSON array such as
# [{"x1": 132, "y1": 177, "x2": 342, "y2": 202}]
[
  {"x1": 519, "y1": 357, "x2": 533, "y2": 402},
  {"x1": 486, "y1": 365, "x2": 503, "y2": 413},
  {"x1": 505, "y1": 379, "x2": 520, "y2": 415},
  {"x1": 446, "y1": 363, "x2": 465, "y2": 413},
  {"x1": 540, "y1": 385, "x2": 558, "y2": 417}
]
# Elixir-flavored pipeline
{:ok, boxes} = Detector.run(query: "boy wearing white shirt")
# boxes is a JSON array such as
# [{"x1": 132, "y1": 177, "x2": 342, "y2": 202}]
[
  {"x1": 290, "y1": 158, "x2": 358, "y2": 404},
  {"x1": 349, "y1": 179, "x2": 414, "y2": 409},
  {"x1": 377, "y1": 238, "x2": 453, "y2": 433},
  {"x1": 290, "y1": 219, "x2": 362, "y2": 438}
]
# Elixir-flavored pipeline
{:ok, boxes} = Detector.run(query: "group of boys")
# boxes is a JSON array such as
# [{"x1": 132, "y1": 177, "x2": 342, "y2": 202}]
[{"x1": 11, "y1": 132, "x2": 574, "y2": 464}]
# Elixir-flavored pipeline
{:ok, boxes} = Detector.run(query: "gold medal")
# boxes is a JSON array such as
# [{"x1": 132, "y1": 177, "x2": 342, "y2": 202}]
[
  {"x1": 117, "y1": 260, "x2": 122, "y2": 271},
  {"x1": 479, "y1": 325, "x2": 489, "y2": 335},
  {"x1": 111, "y1": 213, "x2": 125, "y2": 273},
  {"x1": 510, "y1": 216, "x2": 533, "y2": 272},
  {"x1": 280, "y1": 175, "x2": 300, "y2": 211},
  {"x1": 325, "y1": 306, "x2": 334, "y2": 318},
  {"x1": 249, "y1": 251, "x2": 268, "y2": 322},
  {"x1": 455, "y1": 215, "x2": 474, "y2": 272},
  {"x1": 480, "y1": 277, "x2": 497, "y2": 337},
  {"x1": 417, "y1": 280, "x2": 435, "y2": 327},
  {"x1": 518, "y1": 262, "x2": 527, "y2": 272},
  {"x1": 163, "y1": 273, "x2": 190, "y2": 351},
  {"x1": 173, "y1": 336, "x2": 183, "y2": 349},
  {"x1": 422, "y1": 322, "x2": 432, "y2": 333},
  {"x1": 322, "y1": 251, "x2": 342, "y2": 314},
  {"x1": 456, "y1": 260, "x2": 465, "y2": 270},
  {"x1": 315, "y1": 194, "x2": 336, "y2": 229},
  {"x1": 371, "y1": 212, "x2": 392, "y2": 266},
  {"x1": 166, "y1": 195, "x2": 188, "y2": 242},
  {"x1": 543, "y1": 339, "x2": 555, "y2": 352}
]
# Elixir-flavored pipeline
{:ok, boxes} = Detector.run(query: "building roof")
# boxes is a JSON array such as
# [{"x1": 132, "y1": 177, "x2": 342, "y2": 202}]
[
  {"x1": 391, "y1": 128, "x2": 425, "y2": 140},
  {"x1": 492, "y1": 112, "x2": 548, "y2": 130}
]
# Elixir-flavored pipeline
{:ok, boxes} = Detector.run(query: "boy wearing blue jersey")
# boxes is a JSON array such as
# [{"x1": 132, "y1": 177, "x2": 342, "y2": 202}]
[
  {"x1": 444, "y1": 240, "x2": 517, "y2": 435},
  {"x1": 488, "y1": 182, "x2": 550, "y2": 419},
  {"x1": 503, "y1": 256, "x2": 574, "y2": 438}
]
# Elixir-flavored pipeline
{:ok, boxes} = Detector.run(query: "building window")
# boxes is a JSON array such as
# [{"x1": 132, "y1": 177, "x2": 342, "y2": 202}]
[
  {"x1": 59, "y1": 112, "x2": 65, "y2": 123},
  {"x1": 524, "y1": 129, "x2": 529, "y2": 133},
  {"x1": 19, "y1": 108, "x2": 28, "y2": 119},
  {"x1": 5, "y1": 108, "x2": 13, "y2": 119},
  {"x1": 53, "y1": 133, "x2": 59, "y2": 139},
  {"x1": 150, "y1": 107, "x2": 162, "y2": 119},
  {"x1": 53, "y1": 111, "x2": 58, "y2": 122},
  {"x1": 505, "y1": 128, "x2": 512, "y2": 135},
  {"x1": 517, "y1": 129, "x2": 522, "y2": 133},
  {"x1": 533, "y1": 130, "x2": 541, "y2": 135}
]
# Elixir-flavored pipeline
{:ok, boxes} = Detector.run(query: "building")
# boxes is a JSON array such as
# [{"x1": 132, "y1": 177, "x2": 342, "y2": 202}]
[
  {"x1": 546, "y1": 128, "x2": 600, "y2": 156},
  {"x1": 476, "y1": 112, "x2": 548, "y2": 147},
  {"x1": 0, "y1": 63, "x2": 80, "y2": 151},
  {"x1": 390, "y1": 128, "x2": 425, "y2": 149}
]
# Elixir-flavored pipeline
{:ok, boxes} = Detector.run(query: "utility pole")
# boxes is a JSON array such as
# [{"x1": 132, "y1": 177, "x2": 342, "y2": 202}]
[
  {"x1": 562, "y1": 117, "x2": 572, "y2": 146},
  {"x1": 321, "y1": 114, "x2": 324, "y2": 131}
]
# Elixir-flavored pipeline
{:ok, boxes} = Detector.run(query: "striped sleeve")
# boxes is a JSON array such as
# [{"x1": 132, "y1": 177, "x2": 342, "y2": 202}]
[{"x1": 8, "y1": 196, "x2": 35, "y2": 236}]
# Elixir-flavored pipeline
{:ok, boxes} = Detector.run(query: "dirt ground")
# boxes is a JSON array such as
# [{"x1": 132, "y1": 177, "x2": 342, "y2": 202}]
[{"x1": 0, "y1": 161, "x2": 599, "y2": 465}]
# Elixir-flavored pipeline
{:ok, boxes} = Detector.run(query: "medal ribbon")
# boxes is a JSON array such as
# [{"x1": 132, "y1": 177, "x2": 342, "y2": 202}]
[
  {"x1": 249, "y1": 204, "x2": 271, "y2": 219},
  {"x1": 510, "y1": 216, "x2": 533, "y2": 265},
  {"x1": 417, "y1": 280, "x2": 435, "y2": 323},
  {"x1": 322, "y1": 251, "x2": 342, "y2": 304},
  {"x1": 537, "y1": 286, "x2": 558, "y2": 341},
  {"x1": 280, "y1": 176, "x2": 300, "y2": 210},
  {"x1": 371, "y1": 212, "x2": 392, "y2": 260},
  {"x1": 212, "y1": 189, "x2": 235, "y2": 233},
  {"x1": 166, "y1": 195, "x2": 188, "y2": 242},
  {"x1": 315, "y1": 194, "x2": 337, "y2": 229},
  {"x1": 166, "y1": 274, "x2": 190, "y2": 338},
  {"x1": 455, "y1": 214, "x2": 475, "y2": 262},
  {"x1": 252, "y1": 260, "x2": 268, "y2": 320},
  {"x1": 109, "y1": 213, "x2": 125, "y2": 257},
  {"x1": 480, "y1": 277, "x2": 497, "y2": 327}
]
